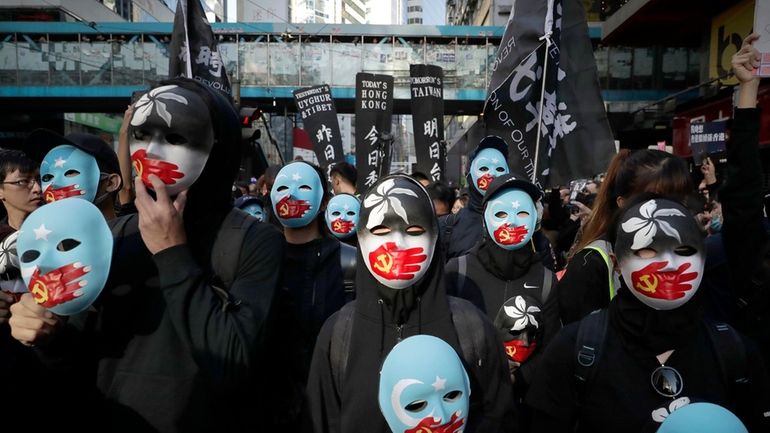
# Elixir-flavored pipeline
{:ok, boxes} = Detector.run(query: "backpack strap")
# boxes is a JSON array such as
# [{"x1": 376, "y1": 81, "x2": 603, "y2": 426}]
[
  {"x1": 210, "y1": 208, "x2": 258, "y2": 311},
  {"x1": 442, "y1": 212, "x2": 459, "y2": 260},
  {"x1": 573, "y1": 309, "x2": 609, "y2": 405},
  {"x1": 704, "y1": 320, "x2": 749, "y2": 395},
  {"x1": 330, "y1": 302, "x2": 356, "y2": 394},
  {"x1": 448, "y1": 296, "x2": 485, "y2": 370},
  {"x1": 583, "y1": 240, "x2": 617, "y2": 300},
  {"x1": 339, "y1": 243, "x2": 357, "y2": 302},
  {"x1": 456, "y1": 254, "x2": 468, "y2": 298},
  {"x1": 541, "y1": 267, "x2": 554, "y2": 302}
]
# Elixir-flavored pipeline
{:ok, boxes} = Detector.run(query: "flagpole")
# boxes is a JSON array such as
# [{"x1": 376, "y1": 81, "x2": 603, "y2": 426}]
[
  {"x1": 532, "y1": 0, "x2": 555, "y2": 184},
  {"x1": 181, "y1": 0, "x2": 193, "y2": 78}
]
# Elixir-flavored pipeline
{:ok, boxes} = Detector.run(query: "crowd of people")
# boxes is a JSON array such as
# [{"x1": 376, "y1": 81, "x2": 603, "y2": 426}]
[{"x1": 0, "y1": 34, "x2": 768, "y2": 433}]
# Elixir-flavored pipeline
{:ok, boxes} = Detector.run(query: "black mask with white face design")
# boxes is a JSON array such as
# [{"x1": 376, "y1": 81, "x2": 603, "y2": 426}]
[
  {"x1": 128, "y1": 84, "x2": 215, "y2": 196},
  {"x1": 358, "y1": 175, "x2": 438, "y2": 290},
  {"x1": 614, "y1": 198, "x2": 705, "y2": 311}
]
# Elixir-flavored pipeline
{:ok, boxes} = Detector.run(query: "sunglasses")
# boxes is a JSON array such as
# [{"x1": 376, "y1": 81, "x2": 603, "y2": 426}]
[{"x1": 650, "y1": 365, "x2": 683, "y2": 398}]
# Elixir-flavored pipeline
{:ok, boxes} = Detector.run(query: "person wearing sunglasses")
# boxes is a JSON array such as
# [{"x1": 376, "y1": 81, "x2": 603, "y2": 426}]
[{"x1": 525, "y1": 195, "x2": 770, "y2": 433}]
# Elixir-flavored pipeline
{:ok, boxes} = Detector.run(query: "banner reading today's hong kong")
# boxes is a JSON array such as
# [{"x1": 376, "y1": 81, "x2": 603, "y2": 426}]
[{"x1": 355, "y1": 73, "x2": 394, "y2": 194}]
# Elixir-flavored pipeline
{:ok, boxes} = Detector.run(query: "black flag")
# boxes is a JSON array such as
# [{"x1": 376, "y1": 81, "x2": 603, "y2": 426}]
[
  {"x1": 169, "y1": 0, "x2": 232, "y2": 96},
  {"x1": 355, "y1": 73, "x2": 394, "y2": 194},
  {"x1": 483, "y1": 0, "x2": 614, "y2": 188},
  {"x1": 410, "y1": 64, "x2": 445, "y2": 182},
  {"x1": 293, "y1": 84, "x2": 344, "y2": 170}
]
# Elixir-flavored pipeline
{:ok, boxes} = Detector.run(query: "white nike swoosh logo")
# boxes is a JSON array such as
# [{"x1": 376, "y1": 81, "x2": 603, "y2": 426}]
[{"x1": 524, "y1": 283, "x2": 539, "y2": 289}]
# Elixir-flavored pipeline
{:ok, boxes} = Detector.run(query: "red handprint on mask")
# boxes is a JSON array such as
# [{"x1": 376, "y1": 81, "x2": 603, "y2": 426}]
[
  {"x1": 275, "y1": 195, "x2": 312, "y2": 219},
  {"x1": 503, "y1": 339, "x2": 537, "y2": 363},
  {"x1": 476, "y1": 173, "x2": 494, "y2": 191},
  {"x1": 43, "y1": 184, "x2": 84, "y2": 203},
  {"x1": 405, "y1": 412, "x2": 465, "y2": 433},
  {"x1": 630, "y1": 261, "x2": 698, "y2": 300},
  {"x1": 131, "y1": 149, "x2": 184, "y2": 188},
  {"x1": 368, "y1": 242, "x2": 427, "y2": 281},
  {"x1": 493, "y1": 223, "x2": 529, "y2": 245},
  {"x1": 27, "y1": 262, "x2": 90, "y2": 309},
  {"x1": 331, "y1": 218, "x2": 355, "y2": 234}
]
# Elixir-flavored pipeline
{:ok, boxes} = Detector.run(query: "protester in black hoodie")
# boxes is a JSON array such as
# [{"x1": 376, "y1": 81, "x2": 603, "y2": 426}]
[
  {"x1": 442, "y1": 136, "x2": 557, "y2": 270},
  {"x1": 9, "y1": 78, "x2": 284, "y2": 433},
  {"x1": 526, "y1": 196, "x2": 770, "y2": 433},
  {"x1": 307, "y1": 174, "x2": 513, "y2": 433},
  {"x1": 268, "y1": 160, "x2": 355, "y2": 429},
  {"x1": 445, "y1": 173, "x2": 560, "y2": 408}
]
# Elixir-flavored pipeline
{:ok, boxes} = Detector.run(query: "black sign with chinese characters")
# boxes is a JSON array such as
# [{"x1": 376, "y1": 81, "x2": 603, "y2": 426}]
[
  {"x1": 293, "y1": 84, "x2": 344, "y2": 170},
  {"x1": 169, "y1": 0, "x2": 232, "y2": 95},
  {"x1": 689, "y1": 121, "x2": 728, "y2": 165},
  {"x1": 355, "y1": 72, "x2": 394, "y2": 194},
  {"x1": 410, "y1": 64, "x2": 445, "y2": 182}
]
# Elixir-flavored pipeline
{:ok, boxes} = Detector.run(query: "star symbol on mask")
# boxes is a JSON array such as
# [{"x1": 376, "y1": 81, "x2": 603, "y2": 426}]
[
  {"x1": 54, "y1": 157, "x2": 67, "y2": 168},
  {"x1": 343, "y1": 204, "x2": 350, "y2": 210},
  {"x1": 432, "y1": 376, "x2": 446, "y2": 392},
  {"x1": 34, "y1": 224, "x2": 52, "y2": 241},
  {"x1": 292, "y1": 173, "x2": 302, "y2": 181},
  {"x1": 511, "y1": 200, "x2": 520, "y2": 209},
  {"x1": 491, "y1": 158, "x2": 499, "y2": 164}
]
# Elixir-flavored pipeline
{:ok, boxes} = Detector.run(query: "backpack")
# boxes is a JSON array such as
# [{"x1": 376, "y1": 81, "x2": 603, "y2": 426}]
[
  {"x1": 110, "y1": 208, "x2": 259, "y2": 312},
  {"x1": 441, "y1": 212, "x2": 460, "y2": 261},
  {"x1": 329, "y1": 296, "x2": 486, "y2": 394},
  {"x1": 573, "y1": 309, "x2": 749, "y2": 405},
  {"x1": 454, "y1": 254, "x2": 554, "y2": 303}
]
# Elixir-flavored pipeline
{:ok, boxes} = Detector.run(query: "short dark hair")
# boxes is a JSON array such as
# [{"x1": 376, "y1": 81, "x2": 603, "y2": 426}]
[
  {"x1": 330, "y1": 161, "x2": 357, "y2": 186},
  {"x1": 0, "y1": 149, "x2": 37, "y2": 182},
  {"x1": 427, "y1": 181, "x2": 455, "y2": 211},
  {"x1": 412, "y1": 171, "x2": 430, "y2": 183}
]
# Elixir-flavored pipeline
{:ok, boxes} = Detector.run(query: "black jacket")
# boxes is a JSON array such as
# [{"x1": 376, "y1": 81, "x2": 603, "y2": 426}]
[
  {"x1": 445, "y1": 243, "x2": 560, "y2": 390},
  {"x1": 307, "y1": 248, "x2": 514, "y2": 433},
  {"x1": 556, "y1": 248, "x2": 611, "y2": 325},
  {"x1": 35, "y1": 211, "x2": 284, "y2": 433},
  {"x1": 721, "y1": 107, "x2": 770, "y2": 368}
]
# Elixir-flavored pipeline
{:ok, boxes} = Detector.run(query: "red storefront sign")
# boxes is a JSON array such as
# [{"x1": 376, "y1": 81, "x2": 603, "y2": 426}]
[{"x1": 672, "y1": 83, "x2": 770, "y2": 158}]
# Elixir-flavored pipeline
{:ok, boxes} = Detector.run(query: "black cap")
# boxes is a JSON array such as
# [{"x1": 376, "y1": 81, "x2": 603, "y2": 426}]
[
  {"x1": 234, "y1": 194, "x2": 263, "y2": 209},
  {"x1": 471, "y1": 135, "x2": 509, "y2": 161},
  {"x1": 26, "y1": 129, "x2": 121, "y2": 178},
  {"x1": 482, "y1": 172, "x2": 543, "y2": 208}
]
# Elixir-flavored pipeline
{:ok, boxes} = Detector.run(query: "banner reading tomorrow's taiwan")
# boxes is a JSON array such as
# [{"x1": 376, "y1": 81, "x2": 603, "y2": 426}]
[
  {"x1": 410, "y1": 64, "x2": 445, "y2": 182},
  {"x1": 168, "y1": 0, "x2": 232, "y2": 96},
  {"x1": 293, "y1": 84, "x2": 344, "y2": 170},
  {"x1": 355, "y1": 73, "x2": 394, "y2": 193}
]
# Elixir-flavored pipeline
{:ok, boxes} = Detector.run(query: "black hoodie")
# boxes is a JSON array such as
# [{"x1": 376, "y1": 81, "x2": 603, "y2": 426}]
[
  {"x1": 445, "y1": 173, "x2": 560, "y2": 393},
  {"x1": 34, "y1": 78, "x2": 285, "y2": 433},
  {"x1": 307, "y1": 242, "x2": 514, "y2": 433}
]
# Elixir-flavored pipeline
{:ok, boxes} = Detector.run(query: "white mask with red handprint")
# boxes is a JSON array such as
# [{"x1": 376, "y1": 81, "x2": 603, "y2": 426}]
[
  {"x1": 615, "y1": 198, "x2": 705, "y2": 310},
  {"x1": 359, "y1": 176, "x2": 437, "y2": 290},
  {"x1": 16, "y1": 198, "x2": 112, "y2": 315},
  {"x1": 128, "y1": 84, "x2": 214, "y2": 196}
]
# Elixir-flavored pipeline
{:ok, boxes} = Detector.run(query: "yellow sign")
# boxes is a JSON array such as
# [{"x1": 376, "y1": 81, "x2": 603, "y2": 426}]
[{"x1": 709, "y1": 0, "x2": 755, "y2": 84}]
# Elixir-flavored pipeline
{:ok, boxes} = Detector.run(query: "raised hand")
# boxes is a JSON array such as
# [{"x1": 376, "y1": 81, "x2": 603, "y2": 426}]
[
  {"x1": 732, "y1": 33, "x2": 761, "y2": 84},
  {"x1": 9, "y1": 293, "x2": 66, "y2": 347},
  {"x1": 134, "y1": 175, "x2": 187, "y2": 254}
]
